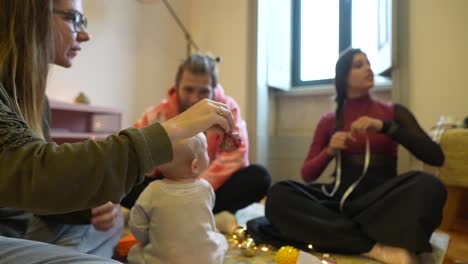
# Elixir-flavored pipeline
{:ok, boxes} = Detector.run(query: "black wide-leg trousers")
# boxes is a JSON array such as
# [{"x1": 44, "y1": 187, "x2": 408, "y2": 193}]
[{"x1": 247, "y1": 171, "x2": 446, "y2": 254}]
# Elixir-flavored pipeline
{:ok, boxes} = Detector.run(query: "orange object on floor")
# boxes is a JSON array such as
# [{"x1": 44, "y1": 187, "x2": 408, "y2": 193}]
[{"x1": 117, "y1": 233, "x2": 139, "y2": 257}]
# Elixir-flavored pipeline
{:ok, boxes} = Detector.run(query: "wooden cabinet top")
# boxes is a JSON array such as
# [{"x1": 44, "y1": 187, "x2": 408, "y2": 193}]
[{"x1": 49, "y1": 99, "x2": 122, "y2": 115}]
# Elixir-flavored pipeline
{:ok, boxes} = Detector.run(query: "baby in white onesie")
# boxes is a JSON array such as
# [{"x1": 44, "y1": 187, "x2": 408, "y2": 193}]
[{"x1": 127, "y1": 133, "x2": 228, "y2": 264}]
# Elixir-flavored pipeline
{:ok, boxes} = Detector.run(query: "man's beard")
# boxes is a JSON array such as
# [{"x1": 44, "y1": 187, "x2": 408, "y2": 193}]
[{"x1": 178, "y1": 101, "x2": 191, "y2": 113}]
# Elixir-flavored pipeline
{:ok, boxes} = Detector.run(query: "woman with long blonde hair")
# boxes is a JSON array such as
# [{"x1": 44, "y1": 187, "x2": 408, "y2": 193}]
[{"x1": 0, "y1": 0, "x2": 235, "y2": 263}]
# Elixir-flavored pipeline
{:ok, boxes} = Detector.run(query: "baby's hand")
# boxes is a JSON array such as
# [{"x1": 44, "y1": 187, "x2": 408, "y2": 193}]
[{"x1": 220, "y1": 131, "x2": 242, "y2": 152}]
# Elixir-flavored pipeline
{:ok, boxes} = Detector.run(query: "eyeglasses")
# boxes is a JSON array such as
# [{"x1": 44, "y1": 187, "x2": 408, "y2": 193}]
[{"x1": 53, "y1": 9, "x2": 88, "y2": 33}]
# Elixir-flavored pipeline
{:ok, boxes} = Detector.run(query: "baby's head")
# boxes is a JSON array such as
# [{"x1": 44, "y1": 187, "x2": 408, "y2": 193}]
[{"x1": 159, "y1": 133, "x2": 209, "y2": 181}]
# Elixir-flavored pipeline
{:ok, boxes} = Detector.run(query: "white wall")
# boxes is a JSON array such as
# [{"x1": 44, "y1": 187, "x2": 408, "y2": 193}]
[{"x1": 47, "y1": 0, "x2": 187, "y2": 127}]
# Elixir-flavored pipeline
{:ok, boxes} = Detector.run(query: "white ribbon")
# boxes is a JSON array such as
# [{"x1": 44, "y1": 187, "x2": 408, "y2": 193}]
[{"x1": 321, "y1": 136, "x2": 370, "y2": 211}]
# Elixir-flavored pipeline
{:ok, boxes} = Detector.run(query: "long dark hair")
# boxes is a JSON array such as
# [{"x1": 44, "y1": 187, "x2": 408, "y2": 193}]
[{"x1": 334, "y1": 48, "x2": 363, "y2": 131}]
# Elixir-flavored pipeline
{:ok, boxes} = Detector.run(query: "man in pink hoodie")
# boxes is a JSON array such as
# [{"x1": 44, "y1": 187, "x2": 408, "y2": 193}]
[{"x1": 121, "y1": 53, "x2": 271, "y2": 219}]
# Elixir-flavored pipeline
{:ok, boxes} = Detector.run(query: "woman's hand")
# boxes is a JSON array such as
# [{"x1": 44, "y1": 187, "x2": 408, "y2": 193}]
[
  {"x1": 350, "y1": 116, "x2": 383, "y2": 136},
  {"x1": 327, "y1": 131, "x2": 355, "y2": 156},
  {"x1": 161, "y1": 99, "x2": 235, "y2": 144},
  {"x1": 91, "y1": 202, "x2": 119, "y2": 231}
]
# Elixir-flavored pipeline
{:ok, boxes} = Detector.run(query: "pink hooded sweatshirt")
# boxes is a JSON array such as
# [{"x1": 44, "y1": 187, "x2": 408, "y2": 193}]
[{"x1": 134, "y1": 84, "x2": 249, "y2": 190}]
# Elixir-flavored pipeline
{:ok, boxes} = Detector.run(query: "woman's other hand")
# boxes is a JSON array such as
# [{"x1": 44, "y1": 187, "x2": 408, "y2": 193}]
[
  {"x1": 161, "y1": 99, "x2": 235, "y2": 143},
  {"x1": 350, "y1": 116, "x2": 383, "y2": 136},
  {"x1": 327, "y1": 131, "x2": 356, "y2": 156},
  {"x1": 91, "y1": 202, "x2": 119, "y2": 231}
]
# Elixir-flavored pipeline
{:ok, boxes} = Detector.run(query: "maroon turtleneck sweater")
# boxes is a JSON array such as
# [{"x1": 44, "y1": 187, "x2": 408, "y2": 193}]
[{"x1": 301, "y1": 95, "x2": 444, "y2": 183}]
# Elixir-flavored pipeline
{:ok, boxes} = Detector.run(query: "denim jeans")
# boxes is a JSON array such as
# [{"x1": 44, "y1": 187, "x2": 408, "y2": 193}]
[
  {"x1": 24, "y1": 208, "x2": 124, "y2": 258},
  {"x1": 0, "y1": 236, "x2": 121, "y2": 264}
]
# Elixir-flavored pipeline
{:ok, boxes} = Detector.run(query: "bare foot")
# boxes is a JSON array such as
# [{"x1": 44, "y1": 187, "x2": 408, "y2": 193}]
[{"x1": 363, "y1": 243, "x2": 419, "y2": 264}]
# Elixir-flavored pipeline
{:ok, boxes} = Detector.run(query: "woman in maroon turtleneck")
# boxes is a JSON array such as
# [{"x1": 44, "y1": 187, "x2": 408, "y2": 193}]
[{"x1": 248, "y1": 49, "x2": 446, "y2": 264}]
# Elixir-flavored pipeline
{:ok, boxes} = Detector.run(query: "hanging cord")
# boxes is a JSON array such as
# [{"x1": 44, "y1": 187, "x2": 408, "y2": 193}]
[
  {"x1": 161, "y1": 0, "x2": 200, "y2": 57},
  {"x1": 160, "y1": 0, "x2": 222, "y2": 63},
  {"x1": 322, "y1": 136, "x2": 371, "y2": 211}
]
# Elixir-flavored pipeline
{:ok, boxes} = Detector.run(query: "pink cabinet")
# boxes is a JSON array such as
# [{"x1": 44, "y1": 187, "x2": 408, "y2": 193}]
[{"x1": 49, "y1": 99, "x2": 122, "y2": 144}]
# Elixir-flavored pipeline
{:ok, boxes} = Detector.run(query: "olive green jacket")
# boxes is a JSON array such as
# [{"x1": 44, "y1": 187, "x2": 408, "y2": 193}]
[{"x1": 0, "y1": 83, "x2": 173, "y2": 218}]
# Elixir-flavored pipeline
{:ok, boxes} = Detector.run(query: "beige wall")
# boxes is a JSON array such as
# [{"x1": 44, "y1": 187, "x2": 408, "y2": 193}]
[
  {"x1": 190, "y1": 0, "x2": 249, "y2": 117},
  {"x1": 404, "y1": 0, "x2": 468, "y2": 130},
  {"x1": 47, "y1": 0, "x2": 188, "y2": 127},
  {"x1": 395, "y1": 0, "x2": 468, "y2": 170},
  {"x1": 267, "y1": 0, "x2": 468, "y2": 182},
  {"x1": 132, "y1": 0, "x2": 190, "y2": 127},
  {"x1": 190, "y1": 0, "x2": 256, "y2": 164},
  {"x1": 47, "y1": 0, "x2": 249, "y2": 129},
  {"x1": 45, "y1": 1, "x2": 467, "y2": 180},
  {"x1": 269, "y1": 90, "x2": 391, "y2": 182}
]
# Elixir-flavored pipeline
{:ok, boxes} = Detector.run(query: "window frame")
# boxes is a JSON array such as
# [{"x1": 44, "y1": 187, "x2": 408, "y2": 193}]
[{"x1": 291, "y1": 0, "x2": 352, "y2": 87}]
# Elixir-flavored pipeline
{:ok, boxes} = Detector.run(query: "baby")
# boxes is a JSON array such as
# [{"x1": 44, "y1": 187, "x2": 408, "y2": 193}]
[{"x1": 127, "y1": 133, "x2": 228, "y2": 264}]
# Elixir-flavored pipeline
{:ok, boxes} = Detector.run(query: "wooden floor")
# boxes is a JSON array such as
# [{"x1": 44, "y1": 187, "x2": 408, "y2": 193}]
[{"x1": 442, "y1": 218, "x2": 468, "y2": 264}]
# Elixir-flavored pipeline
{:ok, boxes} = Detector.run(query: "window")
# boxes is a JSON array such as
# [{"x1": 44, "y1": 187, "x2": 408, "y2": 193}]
[
  {"x1": 293, "y1": 0, "x2": 342, "y2": 85},
  {"x1": 267, "y1": 0, "x2": 394, "y2": 89}
]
